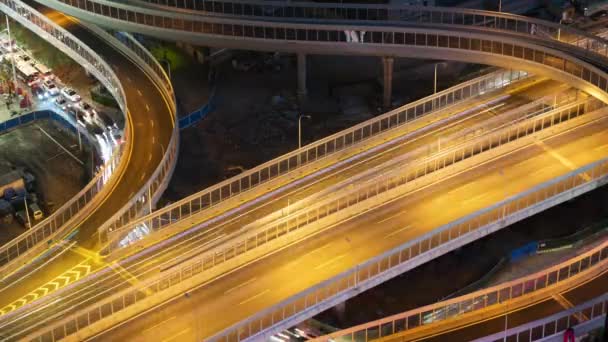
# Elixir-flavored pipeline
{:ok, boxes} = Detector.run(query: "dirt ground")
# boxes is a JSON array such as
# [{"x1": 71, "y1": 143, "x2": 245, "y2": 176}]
[
  {"x1": 164, "y1": 53, "x2": 481, "y2": 201},
  {"x1": 313, "y1": 184, "x2": 608, "y2": 329},
  {"x1": 0, "y1": 120, "x2": 92, "y2": 245}
]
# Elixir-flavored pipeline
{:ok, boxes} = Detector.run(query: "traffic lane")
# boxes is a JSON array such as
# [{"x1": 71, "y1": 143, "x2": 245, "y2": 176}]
[
  {"x1": 94, "y1": 117, "x2": 608, "y2": 341},
  {"x1": 411, "y1": 273, "x2": 608, "y2": 342},
  {"x1": 0, "y1": 77, "x2": 542, "y2": 331},
  {"x1": 0, "y1": 7, "x2": 173, "y2": 309},
  {"x1": 0, "y1": 89, "x2": 532, "y2": 340},
  {"x1": 562, "y1": 272, "x2": 608, "y2": 306},
  {"x1": 420, "y1": 299, "x2": 565, "y2": 342}
]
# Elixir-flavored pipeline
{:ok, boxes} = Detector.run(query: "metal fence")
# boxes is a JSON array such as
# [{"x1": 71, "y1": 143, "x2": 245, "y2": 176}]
[
  {"x1": 178, "y1": 91, "x2": 216, "y2": 129},
  {"x1": 25, "y1": 103, "x2": 608, "y2": 341},
  {"x1": 0, "y1": 0, "x2": 128, "y2": 276},
  {"x1": 314, "y1": 243, "x2": 608, "y2": 341},
  {"x1": 474, "y1": 294, "x2": 608, "y2": 342},
  {"x1": 207, "y1": 156, "x2": 608, "y2": 342},
  {"x1": 102, "y1": 68, "x2": 528, "y2": 252},
  {"x1": 42, "y1": 0, "x2": 608, "y2": 67},
  {"x1": 75, "y1": 23, "x2": 180, "y2": 246}
]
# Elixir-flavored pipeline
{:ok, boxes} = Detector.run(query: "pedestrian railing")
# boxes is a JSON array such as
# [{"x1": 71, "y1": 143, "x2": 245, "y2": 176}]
[
  {"x1": 313, "y1": 242, "x2": 608, "y2": 341},
  {"x1": 102, "y1": 68, "x2": 528, "y2": 252},
  {"x1": 0, "y1": 0, "x2": 129, "y2": 278},
  {"x1": 473, "y1": 294, "x2": 608, "y2": 342},
  {"x1": 25, "y1": 99, "x2": 608, "y2": 342}
]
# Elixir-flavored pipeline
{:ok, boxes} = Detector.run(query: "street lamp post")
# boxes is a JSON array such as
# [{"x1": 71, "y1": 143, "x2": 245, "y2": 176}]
[
  {"x1": 23, "y1": 196, "x2": 32, "y2": 229},
  {"x1": 498, "y1": 0, "x2": 502, "y2": 12},
  {"x1": 298, "y1": 114, "x2": 311, "y2": 166}
]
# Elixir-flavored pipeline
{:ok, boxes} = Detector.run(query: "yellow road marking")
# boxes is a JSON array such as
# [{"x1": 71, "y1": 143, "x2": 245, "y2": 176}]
[
  {"x1": 224, "y1": 278, "x2": 257, "y2": 295},
  {"x1": 377, "y1": 211, "x2": 403, "y2": 224},
  {"x1": 552, "y1": 293, "x2": 588, "y2": 321},
  {"x1": 142, "y1": 316, "x2": 176, "y2": 332},
  {"x1": 384, "y1": 225, "x2": 413, "y2": 239},
  {"x1": 0, "y1": 259, "x2": 92, "y2": 316}
]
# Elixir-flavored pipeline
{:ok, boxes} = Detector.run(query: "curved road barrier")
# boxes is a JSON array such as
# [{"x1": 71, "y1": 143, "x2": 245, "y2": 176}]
[
  {"x1": 0, "y1": 0, "x2": 129, "y2": 279},
  {"x1": 313, "y1": 239, "x2": 608, "y2": 341}
]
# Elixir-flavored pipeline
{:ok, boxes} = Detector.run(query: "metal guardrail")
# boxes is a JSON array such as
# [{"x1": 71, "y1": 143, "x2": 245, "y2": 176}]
[
  {"x1": 0, "y1": 0, "x2": 128, "y2": 277},
  {"x1": 43, "y1": 0, "x2": 608, "y2": 68},
  {"x1": 101, "y1": 68, "x2": 527, "y2": 252},
  {"x1": 209, "y1": 155, "x2": 608, "y2": 342},
  {"x1": 473, "y1": 294, "x2": 608, "y2": 342},
  {"x1": 128, "y1": 0, "x2": 608, "y2": 56},
  {"x1": 25, "y1": 100, "x2": 607, "y2": 341},
  {"x1": 313, "y1": 243, "x2": 608, "y2": 341},
  {"x1": 75, "y1": 24, "x2": 180, "y2": 245}
]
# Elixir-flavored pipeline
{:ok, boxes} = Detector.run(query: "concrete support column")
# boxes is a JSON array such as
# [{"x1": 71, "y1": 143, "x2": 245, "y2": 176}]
[
  {"x1": 382, "y1": 56, "x2": 394, "y2": 109},
  {"x1": 297, "y1": 53, "x2": 307, "y2": 99}
]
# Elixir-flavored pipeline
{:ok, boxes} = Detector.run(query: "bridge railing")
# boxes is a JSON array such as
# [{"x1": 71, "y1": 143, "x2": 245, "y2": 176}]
[
  {"x1": 0, "y1": 0, "x2": 128, "y2": 277},
  {"x1": 35, "y1": 0, "x2": 608, "y2": 105},
  {"x1": 473, "y1": 294, "x2": 608, "y2": 342},
  {"x1": 313, "y1": 243, "x2": 608, "y2": 341},
  {"x1": 75, "y1": 24, "x2": 181, "y2": 246},
  {"x1": 208, "y1": 141, "x2": 608, "y2": 342},
  {"x1": 98, "y1": 0, "x2": 608, "y2": 63},
  {"x1": 25, "y1": 97, "x2": 606, "y2": 342},
  {"x1": 102, "y1": 67, "x2": 527, "y2": 252}
]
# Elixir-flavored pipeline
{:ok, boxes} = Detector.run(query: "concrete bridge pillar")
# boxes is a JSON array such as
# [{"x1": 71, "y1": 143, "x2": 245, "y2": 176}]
[
  {"x1": 382, "y1": 56, "x2": 394, "y2": 109},
  {"x1": 297, "y1": 53, "x2": 307, "y2": 99}
]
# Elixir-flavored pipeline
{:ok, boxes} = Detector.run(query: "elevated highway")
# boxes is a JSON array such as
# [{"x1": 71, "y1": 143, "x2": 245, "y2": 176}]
[
  {"x1": 3, "y1": 1, "x2": 608, "y2": 341},
  {"x1": 314, "y1": 239, "x2": 608, "y2": 342},
  {"x1": 0, "y1": 0, "x2": 176, "y2": 322},
  {"x1": 0, "y1": 68, "x2": 568, "y2": 340}
]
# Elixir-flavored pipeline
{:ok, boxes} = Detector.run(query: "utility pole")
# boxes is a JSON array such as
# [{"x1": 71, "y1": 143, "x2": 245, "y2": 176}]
[{"x1": 23, "y1": 196, "x2": 32, "y2": 229}]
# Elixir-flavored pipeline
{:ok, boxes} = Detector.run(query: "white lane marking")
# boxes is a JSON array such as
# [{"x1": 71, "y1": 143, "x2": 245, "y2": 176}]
[
  {"x1": 140, "y1": 173, "x2": 146, "y2": 181},
  {"x1": 142, "y1": 316, "x2": 176, "y2": 332},
  {"x1": 149, "y1": 153, "x2": 153, "y2": 161},
  {"x1": 150, "y1": 119, "x2": 154, "y2": 127},
  {"x1": 376, "y1": 211, "x2": 403, "y2": 224},
  {"x1": 314, "y1": 254, "x2": 347, "y2": 270},
  {"x1": 239, "y1": 289, "x2": 270, "y2": 305},
  {"x1": 161, "y1": 328, "x2": 191, "y2": 342},
  {"x1": 300, "y1": 243, "x2": 332, "y2": 259},
  {"x1": 137, "y1": 89, "x2": 143, "y2": 97},
  {"x1": 152, "y1": 136, "x2": 156, "y2": 144},
  {"x1": 224, "y1": 278, "x2": 257, "y2": 295},
  {"x1": 146, "y1": 104, "x2": 150, "y2": 112},
  {"x1": 384, "y1": 225, "x2": 412, "y2": 239}
]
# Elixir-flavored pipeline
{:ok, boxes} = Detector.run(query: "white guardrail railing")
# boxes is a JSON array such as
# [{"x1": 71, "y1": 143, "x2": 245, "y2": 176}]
[
  {"x1": 102, "y1": 68, "x2": 529, "y2": 253},
  {"x1": 0, "y1": 0, "x2": 129, "y2": 277},
  {"x1": 25, "y1": 98, "x2": 608, "y2": 341},
  {"x1": 75, "y1": 23, "x2": 181, "y2": 247},
  {"x1": 474, "y1": 294, "x2": 608, "y2": 342},
  {"x1": 313, "y1": 242, "x2": 608, "y2": 341},
  {"x1": 48, "y1": 0, "x2": 608, "y2": 64}
]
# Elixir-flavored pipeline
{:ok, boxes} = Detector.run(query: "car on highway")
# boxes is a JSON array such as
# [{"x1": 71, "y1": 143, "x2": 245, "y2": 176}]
[
  {"x1": 42, "y1": 80, "x2": 59, "y2": 97},
  {"x1": 78, "y1": 101, "x2": 97, "y2": 117},
  {"x1": 54, "y1": 96, "x2": 68, "y2": 110},
  {"x1": 61, "y1": 87, "x2": 81, "y2": 103}
]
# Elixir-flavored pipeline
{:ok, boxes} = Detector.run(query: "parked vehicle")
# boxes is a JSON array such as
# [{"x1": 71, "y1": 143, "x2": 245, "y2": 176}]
[
  {"x1": 54, "y1": 96, "x2": 68, "y2": 110},
  {"x1": 61, "y1": 87, "x2": 81, "y2": 103},
  {"x1": 42, "y1": 80, "x2": 59, "y2": 97},
  {"x1": 29, "y1": 203, "x2": 44, "y2": 221},
  {"x1": 15, "y1": 210, "x2": 30, "y2": 228}
]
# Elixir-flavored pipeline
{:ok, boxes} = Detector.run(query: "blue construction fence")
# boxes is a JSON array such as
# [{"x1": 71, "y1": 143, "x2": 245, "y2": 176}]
[
  {"x1": 178, "y1": 95, "x2": 216, "y2": 130},
  {"x1": 0, "y1": 110, "x2": 77, "y2": 135}
]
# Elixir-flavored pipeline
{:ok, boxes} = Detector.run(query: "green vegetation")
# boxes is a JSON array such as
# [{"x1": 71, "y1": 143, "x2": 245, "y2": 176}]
[
  {"x1": 0, "y1": 20, "x2": 76, "y2": 71},
  {"x1": 91, "y1": 85, "x2": 118, "y2": 108},
  {"x1": 149, "y1": 43, "x2": 191, "y2": 72}
]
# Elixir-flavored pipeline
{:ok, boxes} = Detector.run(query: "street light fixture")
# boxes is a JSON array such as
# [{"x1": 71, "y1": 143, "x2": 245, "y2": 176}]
[{"x1": 298, "y1": 114, "x2": 311, "y2": 166}]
